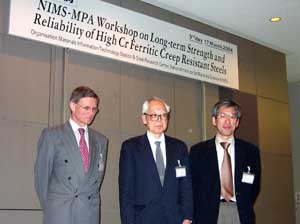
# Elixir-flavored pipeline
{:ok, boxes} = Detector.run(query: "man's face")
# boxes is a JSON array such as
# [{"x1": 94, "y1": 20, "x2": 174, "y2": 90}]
[
  {"x1": 142, "y1": 100, "x2": 169, "y2": 138},
  {"x1": 212, "y1": 105, "x2": 239, "y2": 139},
  {"x1": 70, "y1": 97, "x2": 98, "y2": 127}
]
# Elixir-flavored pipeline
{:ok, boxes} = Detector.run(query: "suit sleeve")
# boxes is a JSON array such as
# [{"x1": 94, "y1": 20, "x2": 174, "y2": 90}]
[
  {"x1": 34, "y1": 128, "x2": 54, "y2": 210},
  {"x1": 119, "y1": 141, "x2": 136, "y2": 224},
  {"x1": 178, "y1": 142, "x2": 193, "y2": 221}
]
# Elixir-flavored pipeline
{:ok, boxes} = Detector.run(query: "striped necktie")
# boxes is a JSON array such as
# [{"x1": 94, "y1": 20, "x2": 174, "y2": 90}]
[{"x1": 78, "y1": 128, "x2": 89, "y2": 173}]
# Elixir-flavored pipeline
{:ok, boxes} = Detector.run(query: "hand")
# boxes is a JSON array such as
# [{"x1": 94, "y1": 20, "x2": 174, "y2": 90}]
[{"x1": 182, "y1": 219, "x2": 192, "y2": 224}]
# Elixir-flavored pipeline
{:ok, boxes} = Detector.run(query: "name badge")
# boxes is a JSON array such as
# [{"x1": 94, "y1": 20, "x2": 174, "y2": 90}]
[
  {"x1": 242, "y1": 166, "x2": 254, "y2": 184},
  {"x1": 176, "y1": 167, "x2": 186, "y2": 177},
  {"x1": 242, "y1": 172, "x2": 255, "y2": 184},
  {"x1": 175, "y1": 160, "x2": 186, "y2": 178},
  {"x1": 98, "y1": 153, "x2": 105, "y2": 171}
]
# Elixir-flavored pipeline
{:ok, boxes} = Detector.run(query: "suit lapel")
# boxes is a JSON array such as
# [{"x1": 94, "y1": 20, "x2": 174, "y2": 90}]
[
  {"x1": 139, "y1": 134, "x2": 162, "y2": 187},
  {"x1": 234, "y1": 139, "x2": 244, "y2": 192},
  {"x1": 208, "y1": 138, "x2": 221, "y2": 190},
  {"x1": 85, "y1": 129, "x2": 98, "y2": 180},
  {"x1": 163, "y1": 136, "x2": 174, "y2": 188},
  {"x1": 63, "y1": 122, "x2": 85, "y2": 180}
]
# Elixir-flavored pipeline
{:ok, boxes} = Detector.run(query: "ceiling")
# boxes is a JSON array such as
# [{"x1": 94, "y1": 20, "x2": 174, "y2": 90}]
[{"x1": 142, "y1": 0, "x2": 300, "y2": 83}]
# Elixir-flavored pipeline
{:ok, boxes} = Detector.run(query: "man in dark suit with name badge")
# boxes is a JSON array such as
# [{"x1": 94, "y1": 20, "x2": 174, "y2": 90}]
[
  {"x1": 119, "y1": 97, "x2": 193, "y2": 224},
  {"x1": 35, "y1": 86, "x2": 108, "y2": 224},
  {"x1": 190, "y1": 99, "x2": 261, "y2": 224}
]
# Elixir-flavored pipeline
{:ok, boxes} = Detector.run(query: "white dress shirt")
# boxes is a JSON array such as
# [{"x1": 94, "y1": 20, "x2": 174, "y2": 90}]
[
  {"x1": 69, "y1": 118, "x2": 89, "y2": 152},
  {"x1": 215, "y1": 136, "x2": 236, "y2": 201},
  {"x1": 147, "y1": 131, "x2": 167, "y2": 168}
]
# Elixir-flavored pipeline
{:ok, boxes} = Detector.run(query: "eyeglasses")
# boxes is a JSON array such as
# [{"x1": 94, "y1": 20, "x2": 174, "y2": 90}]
[
  {"x1": 144, "y1": 113, "x2": 169, "y2": 121},
  {"x1": 217, "y1": 112, "x2": 238, "y2": 119},
  {"x1": 77, "y1": 104, "x2": 99, "y2": 113}
]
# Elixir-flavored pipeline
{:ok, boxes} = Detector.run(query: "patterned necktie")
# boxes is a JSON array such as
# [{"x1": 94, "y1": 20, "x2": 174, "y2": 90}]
[
  {"x1": 78, "y1": 128, "x2": 89, "y2": 173},
  {"x1": 155, "y1": 141, "x2": 165, "y2": 186},
  {"x1": 220, "y1": 142, "x2": 234, "y2": 201}
]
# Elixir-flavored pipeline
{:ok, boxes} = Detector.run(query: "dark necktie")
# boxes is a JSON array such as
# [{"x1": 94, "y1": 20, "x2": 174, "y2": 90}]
[
  {"x1": 220, "y1": 142, "x2": 234, "y2": 201},
  {"x1": 155, "y1": 141, "x2": 165, "y2": 186},
  {"x1": 78, "y1": 128, "x2": 89, "y2": 173}
]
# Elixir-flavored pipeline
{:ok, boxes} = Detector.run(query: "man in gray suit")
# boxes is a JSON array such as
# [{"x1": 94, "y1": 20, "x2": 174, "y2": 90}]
[{"x1": 35, "y1": 86, "x2": 108, "y2": 224}]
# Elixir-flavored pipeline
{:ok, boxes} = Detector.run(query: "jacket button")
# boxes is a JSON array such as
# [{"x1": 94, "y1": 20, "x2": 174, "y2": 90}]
[
  {"x1": 68, "y1": 176, "x2": 72, "y2": 180},
  {"x1": 65, "y1": 159, "x2": 68, "y2": 163},
  {"x1": 75, "y1": 195, "x2": 78, "y2": 198},
  {"x1": 88, "y1": 196, "x2": 91, "y2": 200}
]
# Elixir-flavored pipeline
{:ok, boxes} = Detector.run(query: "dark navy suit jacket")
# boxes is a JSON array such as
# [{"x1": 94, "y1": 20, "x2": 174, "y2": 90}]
[
  {"x1": 119, "y1": 134, "x2": 193, "y2": 224},
  {"x1": 189, "y1": 137, "x2": 261, "y2": 224}
]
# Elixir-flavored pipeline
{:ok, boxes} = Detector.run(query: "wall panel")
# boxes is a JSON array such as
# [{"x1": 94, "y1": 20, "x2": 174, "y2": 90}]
[
  {"x1": 255, "y1": 45, "x2": 288, "y2": 102},
  {"x1": 0, "y1": 211, "x2": 42, "y2": 224},
  {"x1": 0, "y1": 34, "x2": 51, "y2": 209},
  {"x1": 65, "y1": 50, "x2": 122, "y2": 133},
  {"x1": 288, "y1": 82, "x2": 300, "y2": 223},
  {"x1": 257, "y1": 97, "x2": 291, "y2": 155},
  {"x1": 174, "y1": 77, "x2": 202, "y2": 147},
  {"x1": 255, "y1": 152, "x2": 295, "y2": 224},
  {"x1": 0, "y1": 0, "x2": 9, "y2": 33},
  {"x1": 120, "y1": 64, "x2": 149, "y2": 137},
  {"x1": 202, "y1": 83, "x2": 219, "y2": 139}
]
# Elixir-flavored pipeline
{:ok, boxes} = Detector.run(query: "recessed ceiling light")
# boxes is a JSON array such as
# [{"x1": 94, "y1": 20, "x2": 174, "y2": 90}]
[{"x1": 269, "y1": 17, "x2": 281, "y2": 22}]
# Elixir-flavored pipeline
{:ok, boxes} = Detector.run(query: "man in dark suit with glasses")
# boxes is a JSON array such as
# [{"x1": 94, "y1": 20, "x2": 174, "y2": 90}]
[
  {"x1": 190, "y1": 99, "x2": 261, "y2": 224},
  {"x1": 119, "y1": 97, "x2": 193, "y2": 224}
]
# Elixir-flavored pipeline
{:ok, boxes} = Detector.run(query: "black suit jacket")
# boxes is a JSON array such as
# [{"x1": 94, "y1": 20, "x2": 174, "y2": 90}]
[
  {"x1": 119, "y1": 134, "x2": 193, "y2": 224},
  {"x1": 189, "y1": 137, "x2": 261, "y2": 224}
]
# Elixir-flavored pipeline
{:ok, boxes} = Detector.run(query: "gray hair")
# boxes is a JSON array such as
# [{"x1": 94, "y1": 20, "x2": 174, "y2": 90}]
[
  {"x1": 212, "y1": 99, "x2": 241, "y2": 119},
  {"x1": 142, "y1": 97, "x2": 171, "y2": 114}
]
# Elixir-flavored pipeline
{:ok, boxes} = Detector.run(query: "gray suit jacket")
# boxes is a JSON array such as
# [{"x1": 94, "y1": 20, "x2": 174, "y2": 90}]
[{"x1": 35, "y1": 122, "x2": 108, "y2": 224}]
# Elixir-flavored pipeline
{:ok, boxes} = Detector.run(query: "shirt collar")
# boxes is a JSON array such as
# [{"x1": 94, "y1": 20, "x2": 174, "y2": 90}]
[
  {"x1": 69, "y1": 118, "x2": 88, "y2": 134},
  {"x1": 215, "y1": 135, "x2": 235, "y2": 147},
  {"x1": 146, "y1": 131, "x2": 165, "y2": 144}
]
